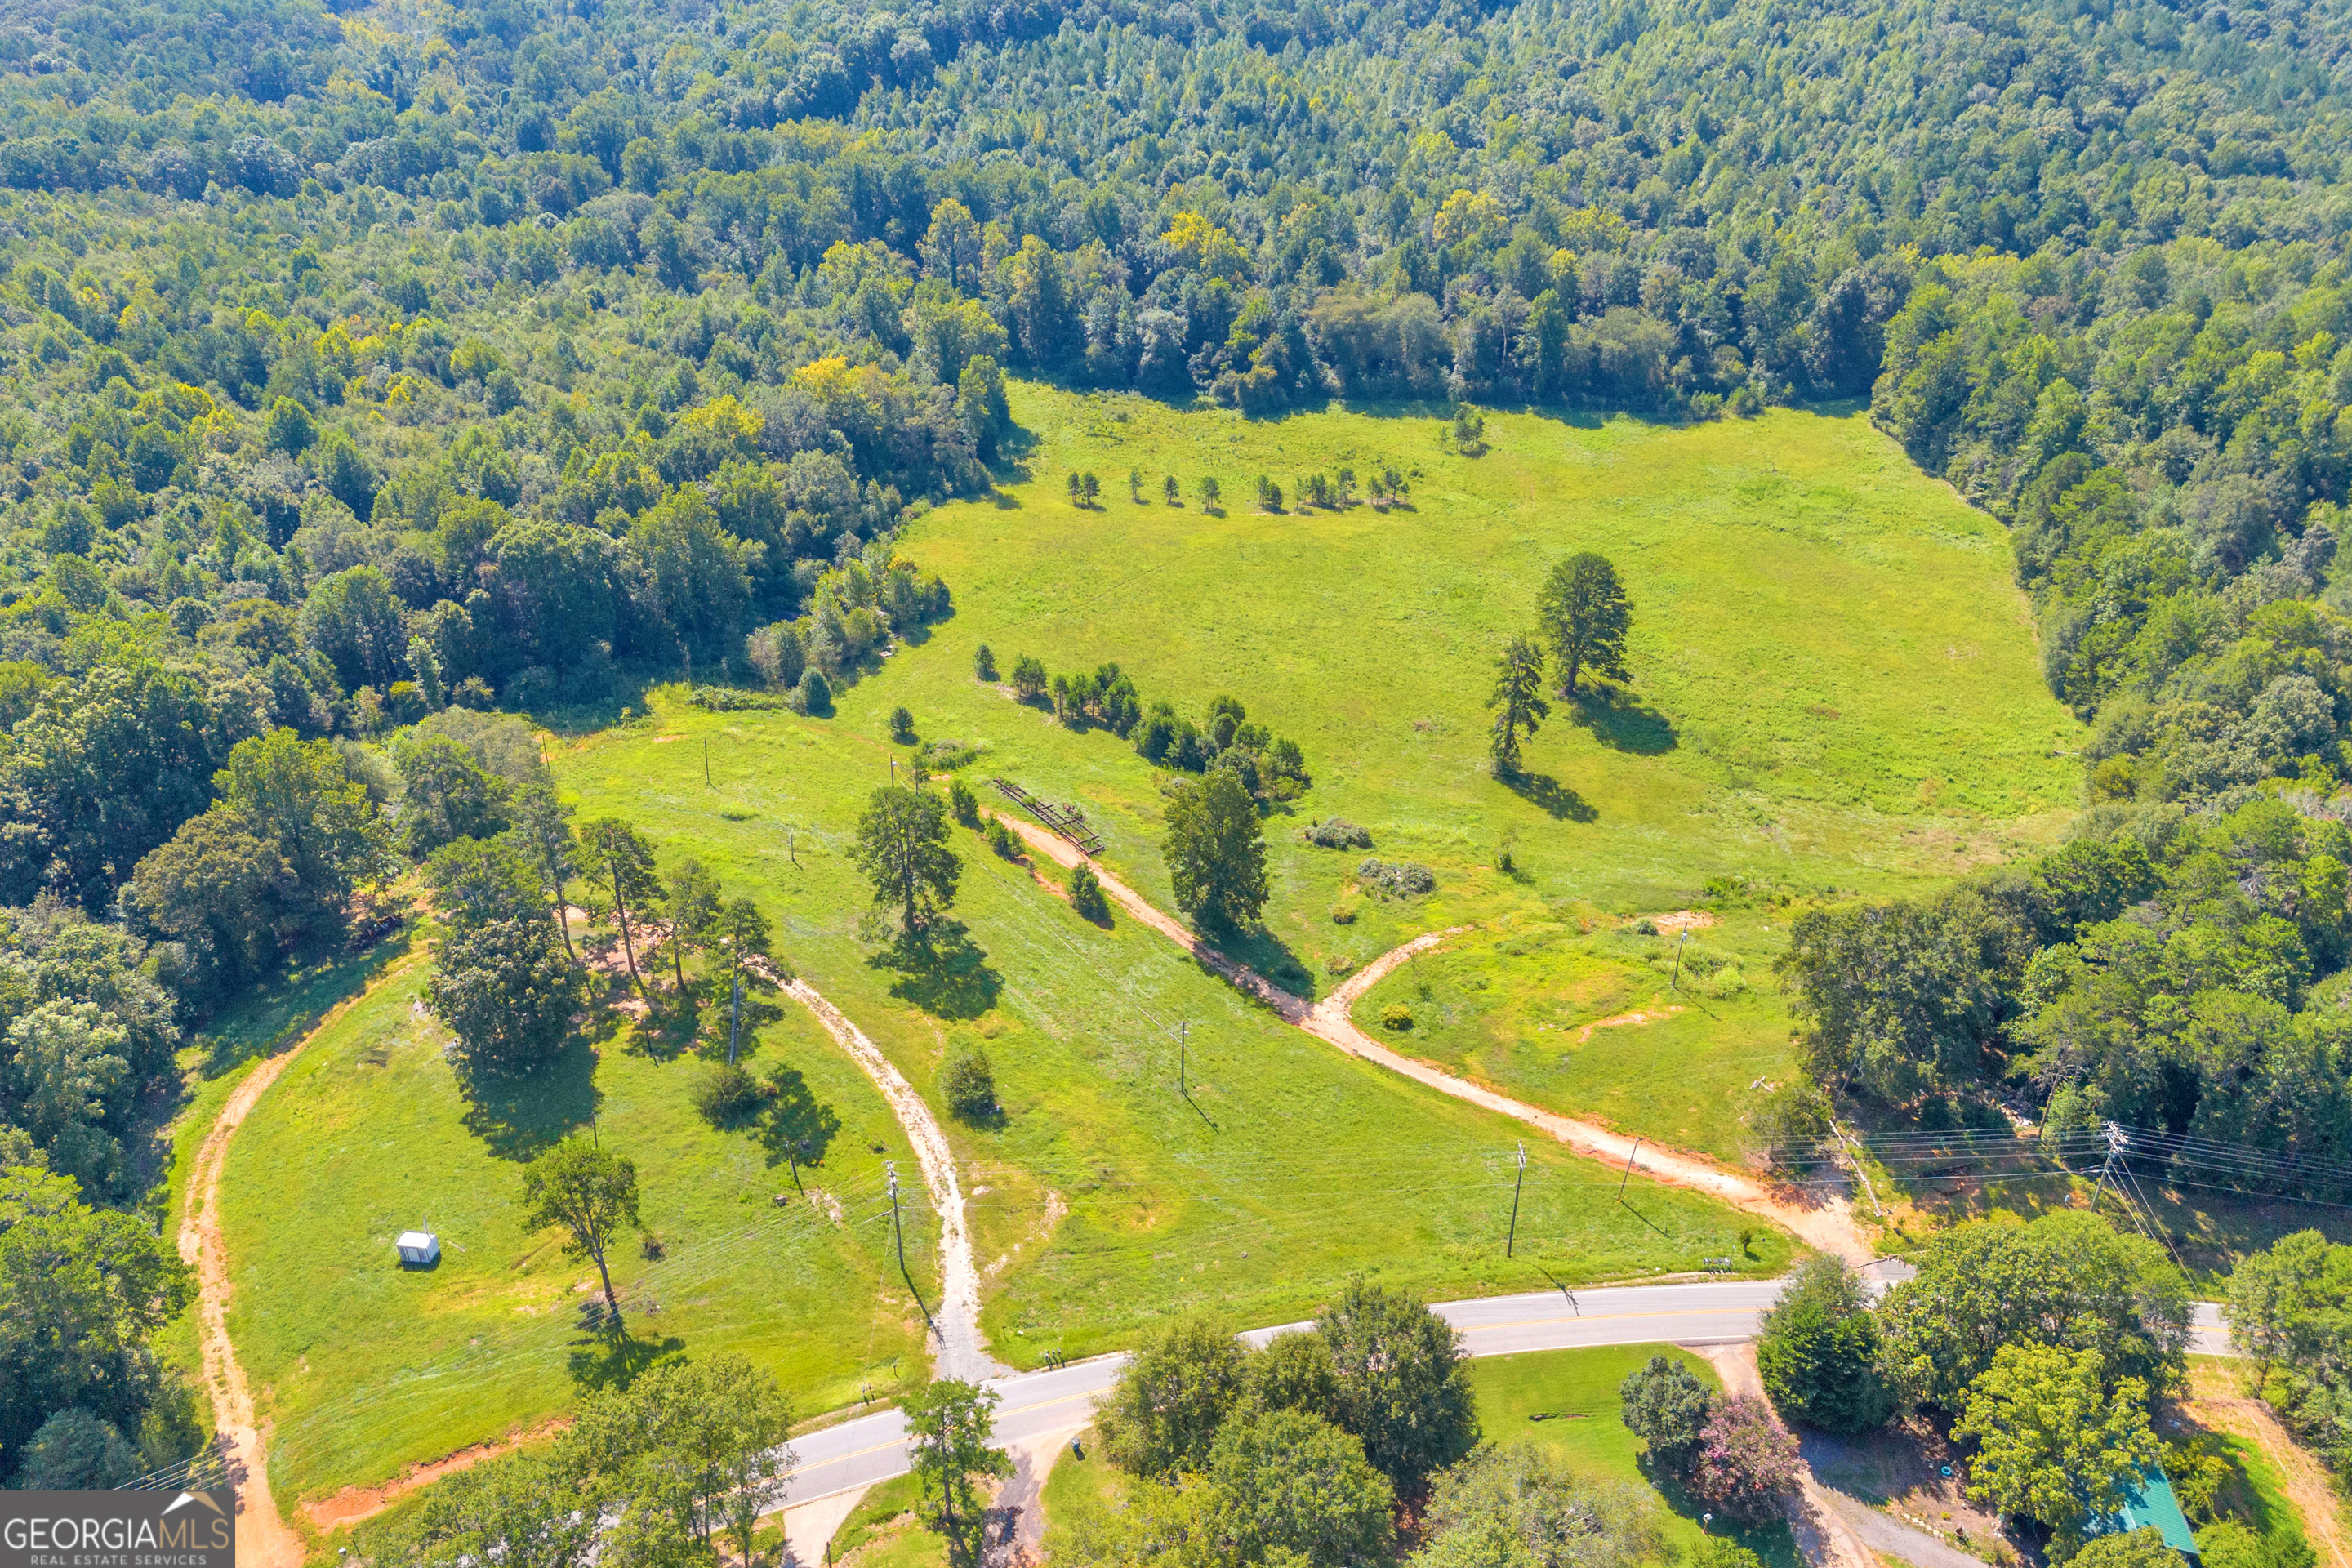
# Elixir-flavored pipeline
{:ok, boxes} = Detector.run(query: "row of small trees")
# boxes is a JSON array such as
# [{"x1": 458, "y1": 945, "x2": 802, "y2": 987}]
[
  {"x1": 979, "y1": 645, "x2": 1310, "y2": 802},
  {"x1": 1062, "y1": 466, "x2": 1415, "y2": 514},
  {"x1": 1066, "y1": 1282, "x2": 1688, "y2": 1568},
  {"x1": 1062, "y1": 1282, "x2": 1477, "y2": 1565},
  {"x1": 383, "y1": 1351, "x2": 1013, "y2": 1568}
]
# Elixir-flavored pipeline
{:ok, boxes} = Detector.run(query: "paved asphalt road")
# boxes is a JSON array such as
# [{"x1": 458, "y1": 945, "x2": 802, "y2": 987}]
[{"x1": 776, "y1": 1280, "x2": 2234, "y2": 1508}]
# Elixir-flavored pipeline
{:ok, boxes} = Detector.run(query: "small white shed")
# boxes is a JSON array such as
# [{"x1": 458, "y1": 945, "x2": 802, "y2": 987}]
[{"x1": 396, "y1": 1230, "x2": 441, "y2": 1267}]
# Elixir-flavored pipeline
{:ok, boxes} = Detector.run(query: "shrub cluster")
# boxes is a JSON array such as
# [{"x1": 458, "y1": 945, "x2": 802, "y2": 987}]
[
  {"x1": 1303, "y1": 817, "x2": 1372, "y2": 849},
  {"x1": 684, "y1": 685, "x2": 787, "y2": 711},
  {"x1": 1357, "y1": 858, "x2": 1435, "y2": 897}
]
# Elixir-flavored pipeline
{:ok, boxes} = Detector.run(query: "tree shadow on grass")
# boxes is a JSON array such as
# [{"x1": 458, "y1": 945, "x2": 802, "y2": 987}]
[
  {"x1": 1636, "y1": 1455, "x2": 1806, "y2": 1568},
  {"x1": 198, "y1": 930, "x2": 414, "y2": 1080},
  {"x1": 760, "y1": 1066, "x2": 843, "y2": 1174},
  {"x1": 460, "y1": 1034, "x2": 604, "y2": 1161},
  {"x1": 1206, "y1": 924, "x2": 1317, "y2": 1004},
  {"x1": 1503, "y1": 771, "x2": 1599, "y2": 822},
  {"x1": 1570, "y1": 684, "x2": 1678, "y2": 755},
  {"x1": 626, "y1": 994, "x2": 702, "y2": 1061},
  {"x1": 870, "y1": 920, "x2": 1003, "y2": 1020},
  {"x1": 567, "y1": 1314, "x2": 684, "y2": 1394}
]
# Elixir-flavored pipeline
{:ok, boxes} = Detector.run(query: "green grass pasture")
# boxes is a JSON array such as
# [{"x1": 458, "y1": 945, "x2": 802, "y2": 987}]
[
  {"x1": 220, "y1": 942, "x2": 929, "y2": 1503},
  {"x1": 557, "y1": 701, "x2": 1793, "y2": 1372}
]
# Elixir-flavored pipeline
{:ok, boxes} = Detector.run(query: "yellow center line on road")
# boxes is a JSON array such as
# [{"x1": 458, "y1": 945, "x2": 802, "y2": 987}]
[{"x1": 1457, "y1": 1307, "x2": 1757, "y2": 1334}]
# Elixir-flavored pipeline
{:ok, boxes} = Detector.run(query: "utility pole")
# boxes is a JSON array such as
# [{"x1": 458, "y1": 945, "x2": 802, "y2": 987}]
[
  {"x1": 788, "y1": 826, "x2": 798, "y2": 866},
  {"x1": 1507, "y1": 1142, "x2": 1526, "y2": 1257},
  {"x1": 888, "y1": 1161, "x2": 906, "y2": 1276},
  {"x1": 703, "y1": 737, "x2": 710, "y2": 786},
  {"x1": 1178, "y1": 1021, "x2": 1188, "y2": 1097},
  {"x1": 1617, "y1": 1138, "x2": 1642, "y2": 1201},
  {"x1": 726, "y1": 961, "x2": 744, "y2": 1064},
  {"x1": 1670, "y1": 928, "x2": 1688, "y2": 991},
  {"x1": 2089, "y1": 1123, "x2": 2128, "y2": 1219}
]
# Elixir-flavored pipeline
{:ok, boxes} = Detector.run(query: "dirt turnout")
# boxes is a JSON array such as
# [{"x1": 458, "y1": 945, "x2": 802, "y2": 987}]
[{"x1": 987, "y1": 808, "x2": 1871, "y2": 1263}]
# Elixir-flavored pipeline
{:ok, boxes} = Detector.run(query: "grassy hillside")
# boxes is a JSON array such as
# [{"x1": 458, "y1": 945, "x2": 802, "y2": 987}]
[
  {"x1": 849, "y1": 387, "x2": 2081, "y2": 1155},
  {"x1": 556, "y1": 705, "x2": 1792, "y2": 1373},
  {"x1": 218, "y1": 942, "x2": 931, "y2": 1503}
]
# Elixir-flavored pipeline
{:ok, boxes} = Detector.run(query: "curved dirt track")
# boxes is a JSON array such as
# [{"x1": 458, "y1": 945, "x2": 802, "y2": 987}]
[
  {"x1": 773, "y1": 969, "x2": 1006, "y2": 1383},
  {"x1": 987, "y1": 808, "x2": 1870, "y2": 1263},
  {"x1": 179, "y1": 964, "x2": 414, "y2": 1568}
]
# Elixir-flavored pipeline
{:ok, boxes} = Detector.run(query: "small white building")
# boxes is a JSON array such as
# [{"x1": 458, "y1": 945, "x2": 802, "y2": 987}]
[{"x1": 396, "y1": 1230, "x2": 441, "y2": 1267}]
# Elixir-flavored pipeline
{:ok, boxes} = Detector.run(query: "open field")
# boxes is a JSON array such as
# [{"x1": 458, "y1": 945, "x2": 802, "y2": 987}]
[
  {"x1": 558, "y1": 704, "x2": 1794, "y2": 1371},
  {"x1": 215, "y1": 938, "x2": 931, "y2": 1504},
  {"x1": 852, "y1": 386, "x2": 2080, "y2": 1156},
  {"x1": 1348, "y1": 911, "x2": 1794, "y2": 1162},
  {"x1": 205, "y1": 387, "x2": 2085, "y2": 1499}
]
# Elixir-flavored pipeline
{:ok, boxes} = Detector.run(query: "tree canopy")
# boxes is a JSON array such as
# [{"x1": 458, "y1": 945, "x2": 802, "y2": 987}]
[{"x1": 1163, "y1": 768, "x2": 1269, "y2": 933}]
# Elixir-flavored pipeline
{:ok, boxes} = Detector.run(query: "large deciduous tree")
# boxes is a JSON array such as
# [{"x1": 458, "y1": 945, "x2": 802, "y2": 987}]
[
  {"x1": 425, "y1": 837, "x2": 584, "y2": 1075},
  {"x1": 122, "y1": 811, "x2": 296, "y2": 997},
  {"x1": 520, "y1": 1141, "x2": 640, "y2": 1329},
  {"x1": 1878, "y1": 1210, "x2": 2189, "y2": 1413},
  {"x1": 214, "y1": 728, "x2": 394, "y2": 935},
  {"x1": 1095, "y1": 1313, "x2": 1248, "y2": 1480},
  {"x1": 1415, "y1": 1444, "x2": 1661, "y2": 1568},
  {"x1": 1162, "y1": 769, "x2": 1267, "y2": 933},
  {"x1": 1954, "y1": 1343, "x2": 2161, "y2": 1538},
  {"x1": 571, "y1": 1355, "x2": 795, "y2": 1568},
  {"x1": 849, "y1": 786, "x2": 960, "y2": 942},
  {"x1": 394, "y1": 735, "x2": 514, "y2": 858},
  {"x1": 906, "y1": 1379, "x2": 1012, "y2": 1568},
  {"x1": 1535, "y1": 552, "x2": 1632, "y2": 697},
  {"x1": 1315, "y1": 1279, "x2": 1479, "y2": 1499}
]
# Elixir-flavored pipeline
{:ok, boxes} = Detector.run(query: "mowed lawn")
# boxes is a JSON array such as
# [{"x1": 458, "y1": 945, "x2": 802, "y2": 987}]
[
  {"x1": 218, "y1": 940, "x2": 930, "y2": 1503},
  {"x1": 556, "y1": 706, "x2": 1793, "y2": 1374},
  {"x1": 1468, "y1": 1344, "x2": 1798, "y2": 1566}
]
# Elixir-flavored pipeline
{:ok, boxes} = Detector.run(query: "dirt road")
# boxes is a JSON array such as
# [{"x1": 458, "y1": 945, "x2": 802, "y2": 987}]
[
  {"x1": 777, "y1": 971, "x2": 1007, "y2": 1383},
  {"x1": 178, "y1": 964, "x2": 414, "y2": 1568},
  {"x1": 987, "y1": 809, "x2": 1871, "y2": 1263}
]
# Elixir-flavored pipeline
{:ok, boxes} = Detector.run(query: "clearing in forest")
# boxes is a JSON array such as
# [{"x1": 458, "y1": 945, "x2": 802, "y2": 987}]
[
  {"x1": 210, "y1": 946, "x2": 929, "y2": 1504},
  {"x1": 858, "y1": 388, "x2": 2081, "y2": 1157}
]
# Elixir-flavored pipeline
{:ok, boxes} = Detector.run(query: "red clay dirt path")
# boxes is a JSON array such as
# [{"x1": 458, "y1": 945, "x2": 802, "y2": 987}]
[{"x1": 986, "y1": 807, "x2": 1871, "y2": 1263}]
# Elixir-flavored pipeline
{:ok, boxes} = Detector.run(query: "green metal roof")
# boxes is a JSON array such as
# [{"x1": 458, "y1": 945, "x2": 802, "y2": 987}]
[{"x1": 2091, "y1": 1467, "x2": 2201, "y2": 1561}]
